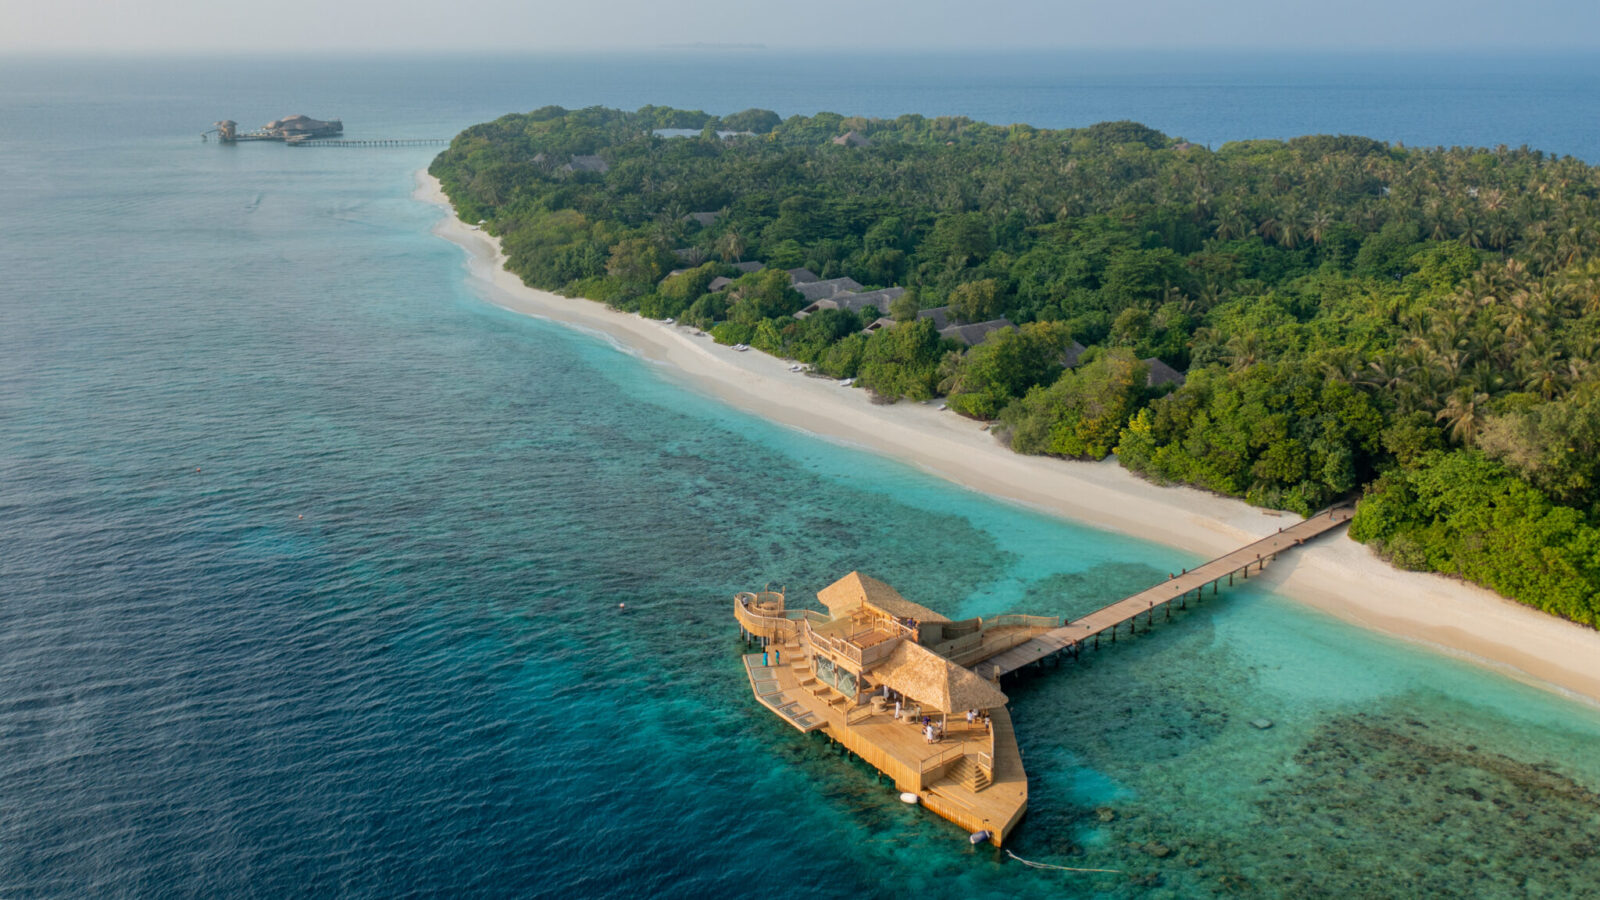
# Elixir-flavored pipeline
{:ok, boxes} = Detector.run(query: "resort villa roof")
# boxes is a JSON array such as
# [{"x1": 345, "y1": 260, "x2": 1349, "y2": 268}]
[
  {"x1": 562, "y1": 154, "x2": 610, "y2": 173},
  {"x1": 940, "y1": 318, "x2": 1015, "y2": 347},
  {"x1": 1062, "y1": 340, "x2": 1088, "y2": 368},
  {"x1": 262, "y1": 114, "x2": 342, "y2": 138},
  {"x1": 684, "y1": 211, "x2": 722, "y2": 227},
  {"x1": 861, "y1": 304, "x2": 951, "y2": 335},
  {"x1": 708, "y1": 276, "x2": 734, "y2": 292},
  {"x1": 918, "y1": 306, "x2": 954, "y2": 330},
  {"x1": 796, "y1": 287, "x2": 905, "y2": 319},
  {"x1": 817, "y1": 571, "x2": 950, "y2": 623},
  {"x1": 832, "y1": 131, "x2": 871, "y2": 148},
  {"x1": 787, "y1": 268, "x2": 820, "y2": 284},
  {"x1": 1144, "y1": 357, "x2": 1187, "y2": 387},
  {"x1": 874, "y1": 641, "x2": 1009, "y2": 713},
  {"x1": 795, "y1": 277, "x2": 865, "y2": 303}
]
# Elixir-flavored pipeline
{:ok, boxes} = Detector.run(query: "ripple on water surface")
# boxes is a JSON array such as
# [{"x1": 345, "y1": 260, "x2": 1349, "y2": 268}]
[{"x1": 5, "y1": 59, "x2": 1600, "y2": 899}]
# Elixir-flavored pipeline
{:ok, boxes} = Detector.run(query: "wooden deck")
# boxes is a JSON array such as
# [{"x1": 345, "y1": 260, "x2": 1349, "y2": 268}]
[
  {"x1": 983, "y1": 507, "x2": 1355, "y2": 676},
  {"x1": 740, "y1": 640, "x2": 1028, "y2": 845}
]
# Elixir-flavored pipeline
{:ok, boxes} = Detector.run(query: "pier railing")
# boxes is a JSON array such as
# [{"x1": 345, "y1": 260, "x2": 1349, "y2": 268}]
[
  {"x1": 983, "y1": 614, "x2": 1060, "y2": 629},
  {"x1": 735, "y1": 596, "x2": 826, "y2": 640},
  {"x1": 918, "y1": 744, "x2": 965, "y2": 777}
]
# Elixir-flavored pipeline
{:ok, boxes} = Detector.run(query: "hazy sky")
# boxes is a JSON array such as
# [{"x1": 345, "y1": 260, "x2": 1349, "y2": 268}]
[{"x1": 5, "y1": 0, "x2": 1598, "y2": 53}]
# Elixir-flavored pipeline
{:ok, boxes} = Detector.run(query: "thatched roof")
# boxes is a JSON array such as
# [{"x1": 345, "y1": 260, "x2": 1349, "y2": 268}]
[
  {"x1": 1143, "y1": 357, "x2": 1186, "y2": 387},
  {"x1": 1062, "y1": 340, "x2": 1087, "y2": 369},
  {"x1": 917, "y1": 306, "x2": 952, "y2": 330},
  {"x1": 817, "y1": 572, "x2": 949, "y2": 623},
  {"x1": 940, "y1": 318, "x2": 1014, "y2": 347},
  {"x1": 262, "y1": 115, "x2": 342, "y2": 138},
  {"x1": 787, "y1": 268, "x2": 820, "y2": 284},
  {"x1": 562, "y1": 154, "x2": 610, "y2": 173},
  {"x1": 795, "y1": 287, "x2": 904, "y2": 319},
  {"x1": 795, "y1": 277, "x2": 865, "y2": 303},
  {"x1": 873, "y1": 641, "x2": 1008, "y2": 712}
]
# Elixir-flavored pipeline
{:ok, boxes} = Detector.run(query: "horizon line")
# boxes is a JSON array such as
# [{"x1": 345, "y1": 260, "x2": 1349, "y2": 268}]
[{"x1": 4, "y1": 43, "x2": 1600, "y2": 58}]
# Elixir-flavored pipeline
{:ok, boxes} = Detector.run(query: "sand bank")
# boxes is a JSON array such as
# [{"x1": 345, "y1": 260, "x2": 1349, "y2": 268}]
[{"x1": 416, "y1": 170, "x2": 1600, "y2": 708}]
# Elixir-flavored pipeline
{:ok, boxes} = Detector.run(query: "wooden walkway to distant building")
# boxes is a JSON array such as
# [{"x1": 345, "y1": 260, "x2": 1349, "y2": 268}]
[
  {"x1": 983, "y1": 507, "x2": 1356, "y2": 677},
  {"x1": 286, "y1": 138, "x2": 449, "y2": 148}
]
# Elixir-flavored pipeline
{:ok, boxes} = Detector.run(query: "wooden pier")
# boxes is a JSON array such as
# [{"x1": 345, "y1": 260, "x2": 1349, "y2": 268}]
[
  {"x1": 735, "y1": 510, "x2": 1353, "y2": 847},
  {"x1": 286, "y1": 138, "x2": 449, "y2": 148},
  {"x1": 983, "y1": 507, "x2": 1355, "y2": 676}
]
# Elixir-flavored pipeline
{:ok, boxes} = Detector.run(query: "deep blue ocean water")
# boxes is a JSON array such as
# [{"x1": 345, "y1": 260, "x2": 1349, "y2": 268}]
[{"x1": 4, "y1": 53, "x2": 1600, "y2": 898}]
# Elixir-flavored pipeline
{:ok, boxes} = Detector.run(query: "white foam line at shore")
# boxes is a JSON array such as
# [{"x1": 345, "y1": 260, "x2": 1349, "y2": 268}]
[{"x1": 414, "y1": 168, "x2": 1600, "y2": 710}]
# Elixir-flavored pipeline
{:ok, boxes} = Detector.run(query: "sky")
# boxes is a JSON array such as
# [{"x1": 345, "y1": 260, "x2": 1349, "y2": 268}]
[{"x1": 4, "y1": 0, "x2": 1598, "y2": 53}]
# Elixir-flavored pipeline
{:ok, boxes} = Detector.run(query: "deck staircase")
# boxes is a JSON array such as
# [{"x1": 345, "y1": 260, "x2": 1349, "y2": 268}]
[{"x1": 943, "y1": 754, "x2": 991, "y2": 792}]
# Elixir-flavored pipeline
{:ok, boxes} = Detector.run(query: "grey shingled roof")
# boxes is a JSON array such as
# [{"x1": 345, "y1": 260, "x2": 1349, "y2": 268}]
[
  {"x1": 684, "y1": 211, "x2": 722, "y2": 227},
  {"x1": 940, "y1": 318, "x2": 1015, "y2": 347},
  {"x1": 917, "y1": 306, "x2": 953, "y2": 331},
  {"x1": 1143, "y1": 357, "x2": 1187, "y2": 387},
  {"x1": 796, "y1": 286, "x2": 905, "y2": 319},
  {"x1": 861, "y1": 304, "x2": 949, "y2": 333},
  {"x1": 787, "y1": 268, "x2": 820, "y2": 284},
  {"x1": 707, "y1": 276, "x2": 733, "y2": 292},
  {"x1": 1062, "y1": 341, "x2": 1088, "y2": 368},
  {"x1": 562, "y1": 154, "x2": 610, "y2": 173},
  {"x1": 794, "y1": 277, "x2": 865, "y2": 303}
]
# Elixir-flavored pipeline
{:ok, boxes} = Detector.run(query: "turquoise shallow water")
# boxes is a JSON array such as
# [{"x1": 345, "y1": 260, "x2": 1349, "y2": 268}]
[{"x1": 4, "y1": 55, "x2": 1600, "y2": 898}]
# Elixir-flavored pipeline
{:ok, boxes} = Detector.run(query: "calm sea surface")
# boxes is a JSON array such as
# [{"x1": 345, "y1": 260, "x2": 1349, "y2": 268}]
[{"x1": 4, "y1": 54, "x2": 1600, "y2": 898}]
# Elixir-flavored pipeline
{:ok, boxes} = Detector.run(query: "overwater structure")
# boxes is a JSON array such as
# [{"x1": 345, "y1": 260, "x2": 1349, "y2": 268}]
[
  {"x1": 736, "y1": 572, "x2": 1055, "y2": 845},
  {"x1": 206, "y1": 115, "x2": 344, "y2": 143},
  {"x1": 736, "y1": 509, "x2": 1355, "y2": 846}
]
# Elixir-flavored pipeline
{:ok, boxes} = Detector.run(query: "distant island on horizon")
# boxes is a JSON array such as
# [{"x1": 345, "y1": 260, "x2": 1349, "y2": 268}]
[{"x1": 430, "y1": 104, "x2": 1600, "y2": 629}]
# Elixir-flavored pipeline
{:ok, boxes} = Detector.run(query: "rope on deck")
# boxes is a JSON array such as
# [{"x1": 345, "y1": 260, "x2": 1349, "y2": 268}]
[{"x1": 1004, "y1": 849, "x2": 1123, "y2": 874}]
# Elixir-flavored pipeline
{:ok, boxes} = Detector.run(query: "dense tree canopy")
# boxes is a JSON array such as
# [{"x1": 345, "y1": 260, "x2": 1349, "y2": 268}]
[{"x1": 432, "y1": 105, "x2": 1600, "y2": 624}]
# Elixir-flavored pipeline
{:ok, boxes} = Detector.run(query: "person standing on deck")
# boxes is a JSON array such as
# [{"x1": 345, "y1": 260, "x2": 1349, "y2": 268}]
[{"x1": 894, "y1": 699, "x2": 902, "y2": 720}]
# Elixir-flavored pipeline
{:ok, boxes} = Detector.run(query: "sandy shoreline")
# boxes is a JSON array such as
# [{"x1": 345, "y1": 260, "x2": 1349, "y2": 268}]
[{"x1": 415, "y1": 170, "x2": 1600, "y2": 708}]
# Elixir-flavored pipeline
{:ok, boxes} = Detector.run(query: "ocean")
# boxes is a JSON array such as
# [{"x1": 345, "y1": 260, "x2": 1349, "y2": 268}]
[{"x1": 3, "y1": 53, "x2": 1600, "y2": 898}]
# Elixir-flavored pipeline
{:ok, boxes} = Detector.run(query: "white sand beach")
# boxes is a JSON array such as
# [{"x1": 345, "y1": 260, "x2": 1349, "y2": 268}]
[{"x1": 417, "y1": 170, "x2": 1600, "y2": 708}]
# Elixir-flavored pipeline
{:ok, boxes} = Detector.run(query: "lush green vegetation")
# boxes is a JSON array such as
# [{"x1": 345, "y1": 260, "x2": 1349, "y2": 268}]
[{"x1": 431, "y1": 105, "x2": 1600, "y2": 624}]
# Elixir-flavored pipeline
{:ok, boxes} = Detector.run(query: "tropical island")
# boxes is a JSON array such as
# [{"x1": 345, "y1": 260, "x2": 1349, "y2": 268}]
[{"x1": 428, "y1": 105, "x2": 1600, "y2": 633}]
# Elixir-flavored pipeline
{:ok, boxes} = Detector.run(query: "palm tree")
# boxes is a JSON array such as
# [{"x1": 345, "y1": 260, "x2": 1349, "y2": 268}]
[
  {"x1": 717, "y1": 230, "x2": 746, "y2": 263},
  {"x1": 1224, "y1": 332, "x2": 1261, "y2": 372},
  {"x1": 1307, "y1": 210, "x2": 1334, "y2": 246},
  {"x1": 1517, "y1": 349, "x2": 1564, "y2": 400},
  {"x1": 1435, "y1": 389, "x2": 1490, "y2": 446}
]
